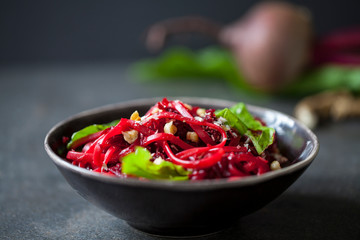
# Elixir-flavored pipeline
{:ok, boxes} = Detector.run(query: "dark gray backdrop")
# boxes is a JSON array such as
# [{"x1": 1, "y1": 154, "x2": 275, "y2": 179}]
[{"x1": 1, "y1": 0, "x2": 360, "y2": 64}]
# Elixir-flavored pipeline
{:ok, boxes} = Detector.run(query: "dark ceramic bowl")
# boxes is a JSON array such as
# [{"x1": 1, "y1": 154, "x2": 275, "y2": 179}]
[{"x1": 44, "y1": 97, "x2": 319, "y2": 236}]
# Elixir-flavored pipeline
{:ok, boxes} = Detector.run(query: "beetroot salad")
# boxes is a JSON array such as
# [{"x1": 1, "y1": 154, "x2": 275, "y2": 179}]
[{"x1": 64, "y1": 98, "x2": 288, "y2": 180}]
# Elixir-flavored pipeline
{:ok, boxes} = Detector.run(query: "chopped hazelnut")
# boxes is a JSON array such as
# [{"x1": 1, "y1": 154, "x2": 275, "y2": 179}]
[
  {"x1": 151, "y1": 107, "x2": 159, "y2": 114},
  {"x1": 164, "y1": 121, "x2": 177, "y2": 135},
  {"x1": 222, "y1": 125, "x2": 230, "y2": 131},
  {"x1": 196, "y1": 108, "x2": 206, "y2": 117},
  {"x1": 186, "y1": 131, "x2": 199, "y2": 143},
  {"x1": 153, "y1": 157, "x2": 164, "y2": 165},
  {"x1": 130, "y1": 111, "x2": 141, "y2": 121},
  {"x1": 270, "y1": 161, "x2": 281, "y2": 171},
  {"x1": 184, "y1": 103, "x2": 193, "y2": 110},
  {"x1": 123, "y1": 130, "x2": 138, "y2": 144}
]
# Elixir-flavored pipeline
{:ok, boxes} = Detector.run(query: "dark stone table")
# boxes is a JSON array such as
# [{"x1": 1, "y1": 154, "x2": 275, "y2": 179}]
[{"x1": 1, "y1": 63, "x2": 359, "y2": 240}]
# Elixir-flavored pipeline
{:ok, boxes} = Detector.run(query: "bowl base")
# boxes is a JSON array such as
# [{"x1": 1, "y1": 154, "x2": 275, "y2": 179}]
[{"x1": 127, "y1": 221, "x2": 230, "y2": 238}]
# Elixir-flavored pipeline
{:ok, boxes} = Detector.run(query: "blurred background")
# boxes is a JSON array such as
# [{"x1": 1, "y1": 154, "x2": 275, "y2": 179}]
[
  {"x1": 1, "y1": 1, "x2": 360, "y2": 239},
  {"x1": 1, "y1": 0, "x2": 360, "y2": 64}
]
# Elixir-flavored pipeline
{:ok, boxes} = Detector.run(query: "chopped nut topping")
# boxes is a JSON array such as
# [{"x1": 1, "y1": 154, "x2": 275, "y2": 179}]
[
  {"x1": 184, "y1": 103, "x2": 193, "y2": 110},
  {"x1": 194, "y1": 116, "x2": 203, "y2": 122},
  {"x1": 130, "y1": 111, "x2": 141, "y2": 121},
  {"x1": 123, "y1": 130, "x2": 138, "y2": 144},
  {"x1": 151, "y1": 107, "x2": 159, "y2": 114},
  {"x1": 272, "y1": 153, "x2": 289, "y2": 164},
  {"x1": 270, "y1": 161, "x2": 281, "y2": 171},
  {"x1": 153, "y1": 157, "x2": 164, "y2": 165},
  {"x1": 218, "y1": 117, "x2": 227, "y2": 124},
  {"x1": 186, "y1": 131, "x2": 199, "y2": 143},
  {"x1": 222, "y1": 125, "x2": 230, "y2": 131},
  {"x1": 196, "y1": 108, "x2": 206, "y2": 117},
  {"x1": 164, "y1": 121, "x2": 177, "y2": 135}
]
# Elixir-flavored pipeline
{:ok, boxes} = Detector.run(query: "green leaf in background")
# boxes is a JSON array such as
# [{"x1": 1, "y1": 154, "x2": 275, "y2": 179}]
[
  {"x1": 131, "y1": 46, "x2": 255, "y2": 92},
  {"x1": 67, "y1": 120, "x2": 119, "y2": 149},
  {"x1": 131, "y1": 46, "x2": 360, "y2": 97},
  {"x1": 216, "y1": 103, "x2": 275, "y2": 154},
  {"x1": 121, "y1": 146, "x2": 191, "y2": 180},
  {"x1": 282, "y1": 65, "x2": 360, "y2": 96}
]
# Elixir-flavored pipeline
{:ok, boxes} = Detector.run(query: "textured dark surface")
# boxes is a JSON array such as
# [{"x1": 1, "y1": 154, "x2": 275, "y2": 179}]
[{"x1": 1, "y1": 63, "x2": 360, "y2": 239}]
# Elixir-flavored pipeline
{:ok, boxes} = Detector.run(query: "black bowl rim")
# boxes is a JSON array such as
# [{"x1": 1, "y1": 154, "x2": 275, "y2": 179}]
[{"x1": 44, "y1": 97, "x2": 319, "y2": 191}]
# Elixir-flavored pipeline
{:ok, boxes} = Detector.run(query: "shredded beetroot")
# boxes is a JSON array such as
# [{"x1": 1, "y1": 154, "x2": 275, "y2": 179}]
[{"x1": 65, "y1": 98, "x2": 287, "y2": 180}]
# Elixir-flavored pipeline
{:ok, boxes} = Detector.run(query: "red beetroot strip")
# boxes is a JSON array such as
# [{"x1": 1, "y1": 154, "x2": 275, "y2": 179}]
[{"x1": 66, "y1": 98, "x2": 275, "y2": 180}]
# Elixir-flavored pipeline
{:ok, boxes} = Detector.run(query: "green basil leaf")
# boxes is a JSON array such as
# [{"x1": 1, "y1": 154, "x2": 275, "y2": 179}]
[
  {"x1": 216, "y1": 103, "x2": 275, "y2": 154},
  {"x1": 215, "y1": 108, "x2": 247, "y2": 135},
  {"x1": 121, "y1": 147, "x2": 191, "y2": 180},
  {"x1": 67, "y1": 120, "x2": 119, "y2": 149}
]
